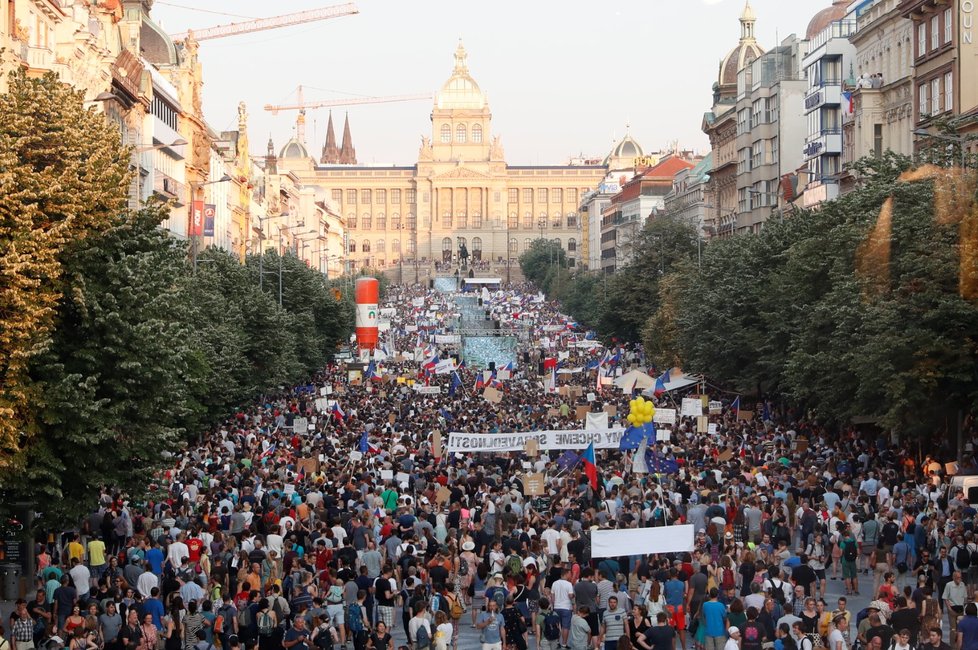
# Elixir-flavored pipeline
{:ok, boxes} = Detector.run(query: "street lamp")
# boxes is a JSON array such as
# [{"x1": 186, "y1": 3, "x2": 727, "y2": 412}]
[
  {"x1": 189, "y1": 174, "x2": 232, "y2": 274},
  {"x1": 913, "y1": 128, "x2": 970, "y2": 168}
]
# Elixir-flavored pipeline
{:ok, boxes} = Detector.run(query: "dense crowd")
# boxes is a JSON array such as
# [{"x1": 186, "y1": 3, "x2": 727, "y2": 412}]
[{"x1": 3, "y1": 284, "x2": 978, "y2": 650}]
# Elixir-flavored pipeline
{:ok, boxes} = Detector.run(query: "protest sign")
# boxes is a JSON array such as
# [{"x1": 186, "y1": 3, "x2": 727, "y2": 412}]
[
  {"x1": 696, "y1": 416, "x2": 708, "y2": 433},
  {"x1": 436, "y1": 486, "x2": 452, "y2": 504},
  {"x1": 292, "y1": 417, "x2": 308, "y2": 434},
  {"x1": 717, "y1": 448, "x2": 733, "y2": 462},
  {"x1": 497, "y1": 370, "x2": 511, "y2": 380},
  {"x1": 416, "y1": 386, "x2": 442, "y2": 395},
  {"x1": 432, "y1": 431, "x2": 442, "y2": 458},
  {"x1": 296, "y1": 457, "x2": 319, "y2": 476},
  {"x1": 681, "y1": 398, "x2": 703, "y2": 417},
  {"x1": 708, "y1": 423, "x2": 718, "y2": 435},
  {"x1": 736, "y1": 410, "x2": 754, "y2": 421},
  {"x1": 603, "y1": 405, "x2": 617, "y2": 417},
  {"x1": 523, "y1": 473, "x2": 546, "y2": 496},
  {"x1": 380, "y1": 470, "x2": 394, "y2": 480},
  {"x1": 524, "y1": 438, "x2": 539, "y2": 457},
  {"x1": 575, "y1": 405, "x2": 590, "y2": 421},
  {"x1": 585, "y1": 412, "x2": 609, "y2": 431},
  {"x1": 709, "y1": 401, "x2": 722, "y2": 415},
  {"x1": 591, "y1": 525, "x2": 694, "y2": 558},
  {"x1": 396, "y1": 472, "x2": 410, "y2": 485},
  {"x1": 792, "y1": 438, "x2": 808, "y2": 452},
  {"x1": 483, "y1": 386, "x2": 503, "y2": 404},
  {"x1": 350, "y1": 451, "x2": 363, "y2": 462}
]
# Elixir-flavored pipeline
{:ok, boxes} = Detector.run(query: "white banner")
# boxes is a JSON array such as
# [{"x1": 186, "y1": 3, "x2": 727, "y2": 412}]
[
  {"x1": 653, "y1": 408, "x2": 677, "y2": 425},
  {"x1": 434, "y1": 358, "x2": 456, "y2": 374},
  {"x1": 681, "y1": 398, "x2": 703, "y2": 417},
  {"x1": 590, "y1": 525, "x2": 695, "y2": 558},
  {"x1": 434, "y1": 334, "x2": 461, "y2": 344},
  {"x1": 414, "y1": 386, "x2": 442, "y2": 395},
  {"x1": 446, "y1": 428, "x2": 625, "y2": 452},
  {"x1": 585, "y1": 412, "x2": 608, "y2": 431}
]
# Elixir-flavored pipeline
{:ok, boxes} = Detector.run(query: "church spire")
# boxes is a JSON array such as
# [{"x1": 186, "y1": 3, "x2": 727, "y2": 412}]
[
  {"x1": 321, "y1": 111, "x2": 340, "y2": 164},
  {"x1": 265, "y1": 134, "x2": 277, "y2": 175},
  {"x1": 339, "y1": 112, "x2": 357, "y2": 165}
]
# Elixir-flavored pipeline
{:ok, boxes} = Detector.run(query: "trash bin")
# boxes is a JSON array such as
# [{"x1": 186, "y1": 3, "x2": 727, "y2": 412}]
[{"x1": 1, "y1": 562, "x2": 20, "y2": 599}]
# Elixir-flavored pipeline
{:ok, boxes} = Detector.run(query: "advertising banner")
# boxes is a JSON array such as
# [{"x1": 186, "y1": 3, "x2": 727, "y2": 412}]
[{"x1": 446, "y1": 428, "x2": 626, "y2": 452}]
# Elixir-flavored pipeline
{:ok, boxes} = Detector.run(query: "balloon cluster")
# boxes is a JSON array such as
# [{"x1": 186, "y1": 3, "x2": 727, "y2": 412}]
[{"x1": 627, "y1": 395, "x2": 655, "y2": 426}]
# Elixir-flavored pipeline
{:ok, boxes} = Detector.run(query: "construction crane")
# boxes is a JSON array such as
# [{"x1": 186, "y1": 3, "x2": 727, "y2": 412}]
[
  {"x1": 264, "y1": 86, "x2": 432, "y2": 147},
  {"x1": 169, "y1": 2, "x2": 358, "y2": 42}
]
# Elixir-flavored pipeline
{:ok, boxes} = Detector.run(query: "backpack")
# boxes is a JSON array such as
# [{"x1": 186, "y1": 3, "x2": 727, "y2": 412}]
[
  {"x1": 742, "y1": 621, "x2": 763, "y2": 650},
  {"x1": 458, "y1": 557, "x2": 469, "y2": 576},
  {"x1": 721, "y1": 567, "x2": 735, "y2": 591},
  {"x1": 843, "y1": 539, "x2": 857, "y2": 562},
  {"x1": 768, "y1": 579, "x2": 786, "y2": 605},
  {"x1": 219, "y1": 605, "x2": 235, "y2": 634},
  {"x1": 415, "y1": 622, "x2": 431, "y2": 649},
  {"x1": 447, "y1": 595, "x2": 464, "y2": 621},
  {"x1": 347, "y1": 603, "x2": 364, "y2": 634},
  {"x1": 955, "y1": 545, "x2": 971, "y2": 571},
  {"x1": 257, "y1": 612, "x2": 275, "y2": 637},
  {"x1": 506, "y1": 554, "x2": 524, "y2": 577},
  {"x1": 236, "y1": 605, "x2": 252, "y2": 630},
  {"x1": 543, "y1": 611, "x2": 561, "y2": 641},
  {"x1": 491, "y1": 587, "x2": 507, "y2": 612}
]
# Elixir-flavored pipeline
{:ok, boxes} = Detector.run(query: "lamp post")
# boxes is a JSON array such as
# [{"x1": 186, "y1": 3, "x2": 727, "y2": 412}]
[
  {"x1": 913, "y1": 128, "x2": 971, "y2": 169},
  {"x1": 189, "y1": 174, "x2": 232, "y2": 274}
]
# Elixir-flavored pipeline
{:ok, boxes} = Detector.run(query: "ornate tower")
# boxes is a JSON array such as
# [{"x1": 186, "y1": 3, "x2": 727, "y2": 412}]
[
  {"x1": 321, "y1": 111, "x2": 340, "y2": 164},
  {"x1": 266, "y1": 135, "x2": 277, "y2": 175},
  {"x1": 338, "y1": 113, "x2": 357, "y2": 164},
  {"x1": 430, "y1": 39, "x2": 494, "y2": 163}
]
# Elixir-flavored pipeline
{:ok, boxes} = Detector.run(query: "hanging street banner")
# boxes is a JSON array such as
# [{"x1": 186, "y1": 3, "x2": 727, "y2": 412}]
[{"x1": 446, "y1": 428, "x2": 626, "y2": 452}]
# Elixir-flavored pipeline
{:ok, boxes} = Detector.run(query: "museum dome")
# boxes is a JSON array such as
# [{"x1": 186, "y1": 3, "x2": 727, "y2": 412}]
[
  {"x1": 280, "y1": 137, "x2": 309, "y2": 160},
  {"x1": 435, "y1": 40, "x2": 487, "y2": 110}
]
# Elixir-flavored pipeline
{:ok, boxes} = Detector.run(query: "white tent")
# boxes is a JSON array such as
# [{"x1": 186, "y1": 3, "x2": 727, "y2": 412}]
[
  {"x1": 640, "y1": 373, "x2": 701, "y2": 395},
  {"x1": 613, "y1": 369, "x2": 655, "y2": 391}
]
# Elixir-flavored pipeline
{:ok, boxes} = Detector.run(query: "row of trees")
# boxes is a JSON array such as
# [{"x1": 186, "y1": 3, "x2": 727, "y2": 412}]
[
  {"x1": 523, "y1": 151, "x2": 978, "y2": 442},
  {"x1": 0, "y1": 73, "x2": 353, "y2": 524}
]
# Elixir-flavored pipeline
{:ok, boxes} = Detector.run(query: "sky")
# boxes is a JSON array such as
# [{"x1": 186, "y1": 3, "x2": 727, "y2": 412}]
[{"x1": 151, "y1": 0, "x2": 829, "y2": 165}]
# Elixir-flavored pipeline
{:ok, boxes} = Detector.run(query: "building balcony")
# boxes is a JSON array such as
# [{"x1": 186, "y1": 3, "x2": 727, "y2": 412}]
[
  {"x1": 804, "y1": 84, "x2": 842, "y2": 112},
  {"x1": 153, "y1": 172, "x2": 186, "y2": 206},
  {"x1": 802, "y1": 181, "x2": 840, "y2": 208},
  {"x1": 803, "y1": 131, "x2": 843, "y2": 160}
]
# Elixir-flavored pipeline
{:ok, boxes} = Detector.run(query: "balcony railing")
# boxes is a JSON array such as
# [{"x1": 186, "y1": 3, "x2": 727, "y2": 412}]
[{"x1": 153, "y1": 172, "x2": 186, "y2": 205}]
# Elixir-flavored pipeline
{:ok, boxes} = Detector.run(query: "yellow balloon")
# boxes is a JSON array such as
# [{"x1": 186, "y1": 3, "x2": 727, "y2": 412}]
[{"x1": 644, "y1": 403, "x2": 653, "y2": 414}]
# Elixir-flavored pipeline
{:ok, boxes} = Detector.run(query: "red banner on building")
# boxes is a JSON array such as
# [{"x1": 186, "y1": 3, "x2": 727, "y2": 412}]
[{"x1": 189, "y1": 201, "x2": 204, "y2": 236}]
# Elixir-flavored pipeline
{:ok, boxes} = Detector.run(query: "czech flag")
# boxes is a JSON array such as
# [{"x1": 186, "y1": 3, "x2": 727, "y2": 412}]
[
  {"x1": 358, "y1": 431, "x2": 380, "y2": 454},
  {"x1": 581, "y1": 443, "x2": 598, "y2": 489},
  {"x1": 331, "y1": 402, "x2": 345, "y2": 423},
  {"x1": 365, "y1": 360, "x2": 382, "y2": 382},
  {"x1": 474, "y1": 373, "x2": 486, "y2": 391},
  {"x1": 653, "y1": 368, "x2": 671, "y2": 397},
  {"x1": 730, "y1": 396, "x2": 741, "y2": 417}
]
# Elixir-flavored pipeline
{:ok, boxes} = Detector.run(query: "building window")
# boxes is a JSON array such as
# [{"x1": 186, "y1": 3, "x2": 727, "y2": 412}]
[
  {"x1": 737, "y1": 108, "x2": 750, "y2": 135},
  {"x1": 751, "y1": 141, "x2": 763, "y2": 169},
  {"x1": 457, "y1": 212, "x2": 467, "y2": 229},
  {"x1": 552, "y1": 188, "x2": 562, "y2": 203},
  {"x1": 349, "y1": 240, "x2": 356, "y2": 253},
  {"x1": 376, "y1": 239, "x2": 385, "y2": 253},
  {"x1": 347, "y1": 213, "x2": 357, "y2": 229},
  {"x1": 738, "y1": 147, "x2": 749, "y2": 174},
  {"x1": 770, "y1": 136, "x2": 779, "y2": 165},
  {"x1": 945, "y1": 8, "x2": 953, "y2": 44},
  {"x1": 376, "y1": 213, "x2": 386, "y2": 230},
  {"x1": 391, "y1": 213, "x2": 401, "y2": 229},
  {"x1": 738, "y1": 187, "x2": 749, "y2": 213},
  {"x1": 361, "y1": 189, "x2": 371, "y2": 203},
  {"x1": 509, "y1": 237, "x2": 518, "y2": 254},
  {"x1": 523, "y1": 188, "x2": 533, "y2": 203},
  {"x1": 568, "y1": 238, "x2": 577, "y2": 252},
  {"x1": 440, "y1": 124, "x2": 451, "y2": 143},
  {"x1": 524, "y1": 238, "x2": 532, "y2": 251},
  {"x1": 567, "y1": 188, "x2": 577, "y2": 205},
  {"x1": 918, "y1": 23, "x2": 927, "y2": 58},
  {"x1": 471, "y1": 214, "x2": 482, "y2": 228},
  {"x1": 443, "y1": 212, "x2": 452, "y2": 228},
  {"x1": 945, "y1": 72, "x2": 953, "y2": 112},
  {"x1": 441, "y1": 237, "x2": 452, "y2": 252},
  {"x1": 472, "y1": 124, "x2": 483, "y2": 143},
  {"x1": 919, "y1": 83, "x2": 929, "y2": 117},
  {"x1": 376, "y1": 189, "x2": 386, "y2": 204},
  {"x1": 538, "y1": 188, "x2": 548, "y2": 203},
  {"x1": 752, "y1": 99, "x2": 763, "y2": 126},
  {"x1": 873, "y1": 124, "x2": 883, "y2": 158},
  {"x1": 552, "y1": 237, "x2": 561, "y2": 249},
  {"x1": 332, "y1": 189, "x2": 342, "y2": 202},
  {"x1": 406, "y1": 189, "x2": 416, "y2": 204},
  {"x1": 456, "y1": 124, "x2": 466, "y2": 143},
  {"x1": 932, "y1": 77, "x2": 941, "y2": 114},
  {"x1": 407, "y1": 239, "x2": 415, "y2": 255},
  {"x1": 391, "y1": 188, "x2": 401, "y2": 203},
  {"x1": 508, "y1": 188, "x2": 518, "y2": 203},
  {"x1": 407, "y1": 213, "x2": 416, "y2": 229},
  {"x1": 523, "y1": 212, "x2": 532, "y2": 229},
  {"x1": 347, "y1": 189, "x2": 357, "y2": 204},
  {"x1": 566, "y1": 213, "x2": 577, "y2": 228},
  {"x1": 362, "y1": 240, "x2": 370, "y2": 253},
  {"x1": 392, "y1": 239, "x2": 400, "y2": 252},
  {"x1": 931, "y1": 15, "x2": 940, "y2": 51},
  {"x1": 361, "y1": 214, "x2": 371, "y2": 230},
  {"x1": 508, "y1": 212, "x2": 518, "y2": 228}
]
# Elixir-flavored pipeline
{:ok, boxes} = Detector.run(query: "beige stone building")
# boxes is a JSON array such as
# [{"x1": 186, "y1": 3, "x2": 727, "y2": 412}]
[{"x1": 274, "y1": 41, "x2": 607, "y2": 280}]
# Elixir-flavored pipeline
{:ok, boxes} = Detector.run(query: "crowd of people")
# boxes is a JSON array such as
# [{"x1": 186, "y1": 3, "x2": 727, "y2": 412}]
[{"x1": 3, "y1": 283, "x2": 978, "y2": 650}]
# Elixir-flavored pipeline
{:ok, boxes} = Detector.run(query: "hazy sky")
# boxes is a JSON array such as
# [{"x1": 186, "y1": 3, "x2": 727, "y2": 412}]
[{"x1": 151, "y1": 0, "x2": 830, "y2": 165}]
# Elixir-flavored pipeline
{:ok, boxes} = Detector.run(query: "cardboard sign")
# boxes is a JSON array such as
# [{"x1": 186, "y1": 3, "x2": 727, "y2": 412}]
[
  {"x1": 483, "y1": 386, "x2": 503, "y2": 404},
  {"x1": 681, "y1": 398, "x2": 703, "y2": 417},
  {"x1": 547, "y1": 408, "x2": 561, "y2": 418},
  {"x1": 717, "y1": 448, "x2": 733, "y2": 462},
  {"x1": 603, "y1": 405, "x2": 617, "y2": 417},
  {"x1": 524, "y1": 438, "x2": 539, "y2": 457},
  {"x1": 436, "y1": 486, "x2": 452, "y2": 504},
  {"x1": 389, "y1": 413, "x2": 397, "y2": 424},
  {"x1": 945, "y1": 461, "x2": 959, "y2": 476},
  {"x1": 432, "y1": 431, "x2": 443, "y2": 458},
  {"x1": 350, "y1": 451, "x2": 363, "y2": 462},
  {"x1": 575, "y1": 405, "x2": 590, "y2": 421},
  {"x1": 696, "y1": 416, "x2": 709, "y2": 433},
  {"x1": 380, "y1": 469, "x2": 394, "y2": 480},
  {"x1": 523, "y1": 473, "x2": 546, "y2": 496},
  {"x1": 558, "y1": 386, "x2": 570, "y2": 396},
  {"x1": 792, "y1": 438, "x2": 809, "y2": 453},
  {"x1": 736, "y1": 409, "x2": 754, "y2": 421},
  {"x1": 708, "y1": 401, "x2": 723, "y2": 415},
  {"x1": 320, "y1": 387, "x2": 330, "y2": 396},
  {"x1": 296, "y1": 457, "x2": 320, "y2": 476}
]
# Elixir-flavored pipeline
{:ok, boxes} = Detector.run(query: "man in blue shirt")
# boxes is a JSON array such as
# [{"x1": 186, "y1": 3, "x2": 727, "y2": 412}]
[
  {"x1": 476, "y1": 598, "x2": 506, "y2": 649},
  {"x1": 139, "y1": 587, "x2": 165, "y2": 630},
  {"x1": 663, "y1": 568, "x2": 688, "y2": 650},
  {"x1": 701, "y1": 589, "x2": 729, "y2": 650},
  {"x1": 145, "y1": 541, "x2": 164, "y2": 576},
  {"x1": 958, "y1": 603, "x2": 978, "y2": 650}
]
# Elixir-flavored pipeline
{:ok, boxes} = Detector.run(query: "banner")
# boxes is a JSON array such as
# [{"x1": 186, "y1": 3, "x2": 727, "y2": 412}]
[
  {"x1": 203, "y1": 203, "x2": 216, "y2": 237},
  {"x1": 446, "y1": 428, "x2": 626, "y2": 452},
  {"x1": 590, "y1": 524, "x2": 694, "y2": 558},
  {"x1": 434, "y1": 358, "x2": 456, "y2": 374},
  {"x1": 189, "y1": 200, "x2": 204, "y2": 236},
  {"x1": 653, "y1": 408, "x2": 676, "y2": 425},
  {"x1": 681, "y1": 398, "x2": 703, "y2": 417},
  {"x1": 434, "y1": 334, "x2": 461, "y2": 344},
  {"x1": 585, "y1": 412, "x2": 608, "y2": 431},
  {"x1": 415, "y1": 386, "x2": 441, "y2": 395}
]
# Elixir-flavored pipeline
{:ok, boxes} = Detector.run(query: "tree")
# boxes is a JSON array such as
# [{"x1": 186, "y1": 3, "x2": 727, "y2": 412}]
[
  {"x1": 0, "y1": 71, "x2": 131, "y2": 470},
  {"x1": 519, "y1": 239, "x2": 566, "y2": 292}
]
